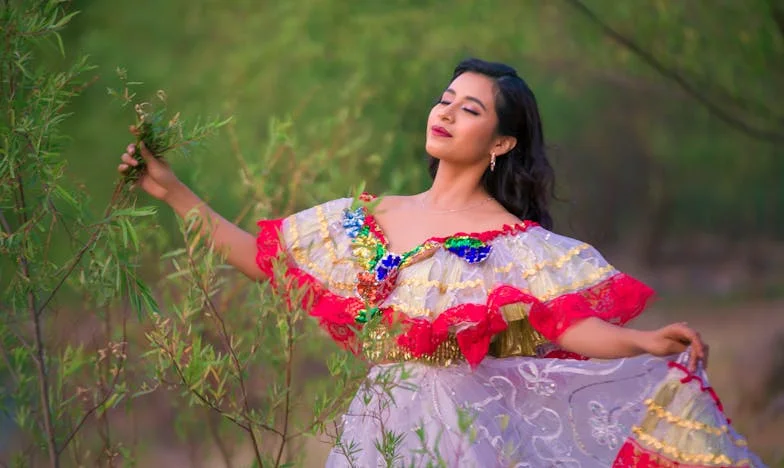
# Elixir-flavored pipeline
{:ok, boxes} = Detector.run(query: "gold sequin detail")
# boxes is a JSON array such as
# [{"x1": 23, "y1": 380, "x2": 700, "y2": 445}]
[
  {"x1": 315, "y1": 204, "x2": 337, "y2": 262},
  {"x1": 497, "y1": 302, "x2": 531, "y2": 322},
  {"x1": 536, "y1": 265, "x2": 616, "y2": 302},
  {"x1": 631, "y1": 426, "x2": 748, "y2": 466},
  {"x1": 397, "y1": 277, "x2": 485, "y2": 293},
  {"x1": 642, "y1": 398, "x2": 747, "y2": 445},
  {"x1": 396, "y1": 248, "x2": 611, "y2": 304},
  {"x1": 286, "y1": 216, "x2": 354, "y2": 292},
  {"x1": 327, "y1": 278, "x2": 355, "y2": 292},
  {"x1": 362, "y1": 324, "x2": 462, "y2": 367},
  {"x1": 489, "y1": 317, "x2": 548, "y2": 358},
  {"x1": 288, "y1": 216, "x2": 328, "y2": 279},
  {"x1": 388, "y1": 301, "x2": 435, "y2": 318},
  {"x1": 493, "y1": 242, "x2": 591, "y2": 275}
]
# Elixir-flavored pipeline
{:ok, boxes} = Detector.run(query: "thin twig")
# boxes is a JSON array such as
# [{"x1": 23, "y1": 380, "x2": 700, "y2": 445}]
[
  {"x1": 0, "y1": 209, "x2": 11, "y2": 233},
  {"x1": 16, "y1": 174, "x2": 59, "y2": 468},
  {"x1": 562, "y1": 0, "x2": 784, "y2": 143},
  {"x1": 184, "y1": 244, "x2": 266, "y2": 466},
  {"x1": 765, "y1": 0, "x2": 784, "y2": 38},
  {"x1": 56, "y1": 310, "x2": 128, "y2": 455},
  {"x1": 273, "y1": 307, "x2": 295, "y2": 467},
  {"x1": 35, "y1": 184, "x2": 126, "y2": 316},
  {"x1": 151, "y1": 333, "x2": 282, "y2": 435},
  {"x1": 288, "y1": 376, "x2": 363, "y2": 440}
]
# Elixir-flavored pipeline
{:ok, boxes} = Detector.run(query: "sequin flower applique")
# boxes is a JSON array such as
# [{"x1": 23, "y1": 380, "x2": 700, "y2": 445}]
[
  {"x1": 444, "y1": 236, "x2": 492, "y2": 264},
  {"x1": 342, "y1": 206, "x2": 365, "y2": 239}
]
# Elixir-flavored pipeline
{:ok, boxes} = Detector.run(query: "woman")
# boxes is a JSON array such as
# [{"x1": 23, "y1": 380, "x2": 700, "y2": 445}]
[{"x1": 118, "y1": 59, "x2": 764, "y2": 466}]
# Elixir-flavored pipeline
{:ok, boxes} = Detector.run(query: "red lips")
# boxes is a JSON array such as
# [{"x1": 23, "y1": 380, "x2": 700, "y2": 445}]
[{"x1": 431, "y1": 126, "x2": 452, "y2": 137}]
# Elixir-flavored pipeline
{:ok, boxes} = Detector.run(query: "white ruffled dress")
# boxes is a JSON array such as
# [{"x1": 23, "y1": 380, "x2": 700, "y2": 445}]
[{"x1": 255, "y1": 196, "x2": 765, "y2": 467}]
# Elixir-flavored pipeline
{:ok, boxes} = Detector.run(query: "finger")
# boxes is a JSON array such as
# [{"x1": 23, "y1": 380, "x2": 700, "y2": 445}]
[
  {"x1": 702, "y1": 344, "x2": 710, "y2": 369},
  {"x1": 118, "y1": 163, "x2": 128, "y2": 173},
  {"x1": 121, "y1": 153, "x2": 138, "y2": 166},
  {"x1": 129, "y1": 125, "x2": 140, "y2": 136},
  {"x1": 139, "y1": 142, "x2": 156, "y2": 163},
  {"x1": 681, "y1": 328, "x2": 703, "y2": 372}
]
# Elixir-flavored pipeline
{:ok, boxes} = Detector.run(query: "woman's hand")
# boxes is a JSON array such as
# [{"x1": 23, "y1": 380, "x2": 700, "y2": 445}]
[
  {"x1": 639, "y1": 322, "x2": 709, "y2": 372},
  {"x1": 117, "y1": 130, "x2": 183, "y2": 201}
]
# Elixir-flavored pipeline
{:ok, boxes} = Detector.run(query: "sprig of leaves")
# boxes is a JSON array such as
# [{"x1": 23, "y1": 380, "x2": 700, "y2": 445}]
[{"x1": 107, "y1": 67, "x2": 232, "y2": 186}]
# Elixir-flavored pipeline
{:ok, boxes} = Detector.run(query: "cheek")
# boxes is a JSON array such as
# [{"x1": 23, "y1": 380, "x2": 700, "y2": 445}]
[{"x1": 459, "y1": 120, "x2": 496, "y2": 150}]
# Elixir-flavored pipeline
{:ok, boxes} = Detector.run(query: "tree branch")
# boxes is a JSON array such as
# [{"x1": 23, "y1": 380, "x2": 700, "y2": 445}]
[
  {"x1": 150, "y1": 331, "x2": 282, "y2": 437},
  {"x1": 35, "y1": 184, "x2": 127, "y2": 316},
  {"x1": 562, "y1": 0, "x2": 784, "y2": 142},
  {"x1": 57, "y1": 317, "x2": 129, "y2": 455},
  {"x1": 185, "y1": 244, "x2": 266, "y2": 467},
  {"x1": 16, "y1": 175, "x2": 59, "y2": 468},
  {"x1": 766, "y1": 0, "x2": 784, "y2": 38},
  {"x1": 273, "y1": 306, "x2": 294, "y2": 467}
]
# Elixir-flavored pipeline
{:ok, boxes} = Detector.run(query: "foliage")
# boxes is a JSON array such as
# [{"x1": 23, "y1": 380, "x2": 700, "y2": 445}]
[
  {"x1": 62, "y1": 0, "x2": 783, "y2": 246},
  {"x1": 2, "y1": 0, "x2": 783, "y2": 466},
  {"x1": 1, "y1": 3, "x2": 444, "y2": 466},
  {"x1": 0, "y1": 1, "x2": 152, "y2": 465}
]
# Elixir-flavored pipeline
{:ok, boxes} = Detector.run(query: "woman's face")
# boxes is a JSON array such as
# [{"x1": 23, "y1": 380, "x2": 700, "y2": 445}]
[{"x1": 425, "y1": 72, "x2": 502, "y2": 167}]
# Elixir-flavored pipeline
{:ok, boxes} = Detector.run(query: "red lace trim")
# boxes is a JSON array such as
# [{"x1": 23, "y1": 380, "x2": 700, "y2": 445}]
[
  {"x1": 527, "y1": 273, "x2": 655, "y2": 342},
  {"x1": 255, "y1": 219, "x2": 285, "y2": 279},
  {"x1": 668, "y1": 361, "x2": 727, "y2": 418},
  {"x1": 394, "y1": 285, "x2": 522, "y2": 368},
  {"x1": 612, "y1": 438, "x2": 749, "y2": 468}
]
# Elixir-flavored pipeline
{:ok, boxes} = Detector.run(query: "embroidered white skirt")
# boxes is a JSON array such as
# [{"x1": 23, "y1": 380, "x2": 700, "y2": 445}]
[{"x1": 325, "y1": 352, "x2": 765, "y2": 467}]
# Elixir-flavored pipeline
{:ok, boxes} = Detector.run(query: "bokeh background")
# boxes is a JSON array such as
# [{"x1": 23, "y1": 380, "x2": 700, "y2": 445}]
[{"x1": 6, "y1": 0, "x2": 784, "y2": 465}]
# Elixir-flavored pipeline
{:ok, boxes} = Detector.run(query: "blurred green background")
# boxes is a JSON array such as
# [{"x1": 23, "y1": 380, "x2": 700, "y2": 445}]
[{"x1": 50, "y1": 0, "x2": 784, "y2": 464}]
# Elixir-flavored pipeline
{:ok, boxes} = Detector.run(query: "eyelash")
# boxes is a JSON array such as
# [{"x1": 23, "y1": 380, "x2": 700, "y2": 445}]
[{"x1": 437, "y1": 100, "x2": 480, "y2": 116}]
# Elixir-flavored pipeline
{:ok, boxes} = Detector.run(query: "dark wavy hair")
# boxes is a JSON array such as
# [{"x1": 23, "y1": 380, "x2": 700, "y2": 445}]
[{"x1": 428, "y1": 58, "x2": 555, "y2": 229}]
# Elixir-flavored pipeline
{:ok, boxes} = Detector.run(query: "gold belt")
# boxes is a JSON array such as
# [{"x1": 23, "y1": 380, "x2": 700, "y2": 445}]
[{"x1": 362, "y1": 325, "x2": 464, "y2": 367}]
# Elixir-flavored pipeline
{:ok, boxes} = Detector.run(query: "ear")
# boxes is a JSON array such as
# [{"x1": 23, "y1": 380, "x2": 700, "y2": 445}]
[{"x1": 491, "y1": 135, "x2": 517, "y2": 157}]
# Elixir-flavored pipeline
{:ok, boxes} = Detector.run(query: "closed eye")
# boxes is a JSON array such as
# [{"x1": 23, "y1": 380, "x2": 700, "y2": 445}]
[{"x1": 437, "y1": 100, "x2": 480, "y2": 116}]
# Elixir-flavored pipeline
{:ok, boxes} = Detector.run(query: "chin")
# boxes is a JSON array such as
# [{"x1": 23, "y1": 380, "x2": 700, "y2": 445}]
[{"x1": 425, "y1": 140, "x2": 448, "y2": 160}]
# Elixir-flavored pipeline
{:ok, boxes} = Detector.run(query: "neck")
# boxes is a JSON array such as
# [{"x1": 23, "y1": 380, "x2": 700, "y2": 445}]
[{"x1": 425, "y1": 160, "x2": 488, "y2": 208}]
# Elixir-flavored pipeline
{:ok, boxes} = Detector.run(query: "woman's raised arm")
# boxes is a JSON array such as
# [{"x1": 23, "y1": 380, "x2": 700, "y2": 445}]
[{"x1": 117, "y1": 140, "x2": 263, "y2": 281}]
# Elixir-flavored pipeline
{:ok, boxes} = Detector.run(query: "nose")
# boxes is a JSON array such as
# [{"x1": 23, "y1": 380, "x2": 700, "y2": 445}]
[{"x1": 438, "y1": 107, "x2": 454, "y2": 123}]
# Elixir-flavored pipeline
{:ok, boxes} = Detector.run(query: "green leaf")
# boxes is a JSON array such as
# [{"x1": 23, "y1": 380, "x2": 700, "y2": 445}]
[
  {"x1": 108, "y1": 206, "x2": 158, "y2": 221},
  {"x1": 53, "y1": 184, "x2": 79, "y2": 209},
  {"x1": 52, "y1": 11, "x2": 80, "y2": 29},
  {"x1": 136, "y1": 277, "x2": 160, "y2": 315}
]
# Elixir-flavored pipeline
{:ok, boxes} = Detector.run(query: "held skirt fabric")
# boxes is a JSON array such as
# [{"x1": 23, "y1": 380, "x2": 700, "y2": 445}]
[{"x1": 325, "y1": 353, "x2": 764, "y2": 467}]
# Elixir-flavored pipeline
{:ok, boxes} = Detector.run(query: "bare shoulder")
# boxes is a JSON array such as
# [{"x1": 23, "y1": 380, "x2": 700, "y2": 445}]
[
  {"x1": 375, "y1": 194, "x2": 416, "y2": 212},
  {"x1": 471, "y1": 201, "x2": 524, "y2": 230}
]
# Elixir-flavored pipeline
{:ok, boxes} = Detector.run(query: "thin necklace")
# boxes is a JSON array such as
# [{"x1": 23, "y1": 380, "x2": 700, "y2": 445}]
[{"x1": 418, "y1": 191, "x2": 494, "y2": 214}]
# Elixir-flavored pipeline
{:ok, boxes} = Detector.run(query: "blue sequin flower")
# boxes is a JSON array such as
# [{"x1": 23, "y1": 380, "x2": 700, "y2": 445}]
[
  {"x1": 342, "y1": 207, "x2": 365, "y2": 239},
  {"x1": 444, "y1": 237, "x2": 493, "y2": 264},
  {"x1": 375, "y1": 253, "x2": 402, "y2": 280}
]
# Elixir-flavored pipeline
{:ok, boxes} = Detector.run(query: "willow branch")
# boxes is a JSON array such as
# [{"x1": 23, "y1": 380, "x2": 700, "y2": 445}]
[
  {"x1": 16, "y1": 175, "x2": 59, "y2": 468},
  {"x1": 185, "y1": 247, "x2": 266, "y2": 466},
  {"x1": 562, "y1": 0, "x2": 784, "y2": 142},
  {"x1": 57, "y1": 315, "x2": 129, "y2": 455},
  {"x1": 766, "y1": 0, "x2": 784, "y2": 38}
]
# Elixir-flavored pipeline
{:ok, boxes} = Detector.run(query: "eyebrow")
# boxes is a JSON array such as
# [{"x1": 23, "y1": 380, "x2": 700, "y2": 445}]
[{"x1": 444, "y1": 88, "x2": 487, "y2": 111}]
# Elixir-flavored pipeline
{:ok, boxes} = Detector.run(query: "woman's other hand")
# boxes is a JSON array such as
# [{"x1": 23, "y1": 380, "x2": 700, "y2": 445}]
[{"x1": 640, "y1": 322, "x2": 709, "y2": 372}]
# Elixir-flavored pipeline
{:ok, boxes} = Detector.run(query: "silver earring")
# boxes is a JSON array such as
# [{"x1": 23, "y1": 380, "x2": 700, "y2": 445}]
[{"x1": 490, "y1": 152, "x2": 496, "y2": 172}]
